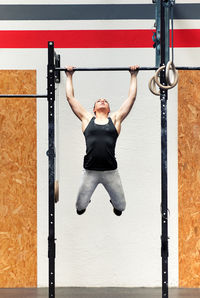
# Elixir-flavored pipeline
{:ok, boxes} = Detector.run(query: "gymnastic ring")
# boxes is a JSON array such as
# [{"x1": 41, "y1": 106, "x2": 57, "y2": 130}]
[
  {"x1": 55, "y1": 180, "x2": 59, "y2": 203},
  {"x1": 154, "y1": 65, "x2": 178, "y2": 90},
  {"x1": 148, "y1": 75, "x2": 160, "y2": 96},
  {"x1": 165, "y1": 61, "x2": 179, "y2": 87}
]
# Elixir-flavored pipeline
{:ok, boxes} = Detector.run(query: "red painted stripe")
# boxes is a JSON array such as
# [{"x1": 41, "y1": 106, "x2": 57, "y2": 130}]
[
  {"x1": 0, "y1": 30, "x2": 154, "y2": 48},
  {"x1": 0, "y1": 29, "x2": 199, "y2": 48},
  {"x1": 172, "y1": 29, "x2": 200, "y2": 47}
]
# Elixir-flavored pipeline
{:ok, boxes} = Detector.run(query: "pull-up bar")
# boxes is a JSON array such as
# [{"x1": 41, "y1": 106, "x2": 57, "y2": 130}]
[
  {"x1": 0, "y1": 94, "x2": 47, "y2": 98},
  {"x1": 57, "y1": 66, "x2": 200, "y2": 72},
  {"x1": 57, "y1": 67, "x2": 157, "y2": 71},
  {"x1": 175, "y1": 66, "x2": 200, "y2": 70}
]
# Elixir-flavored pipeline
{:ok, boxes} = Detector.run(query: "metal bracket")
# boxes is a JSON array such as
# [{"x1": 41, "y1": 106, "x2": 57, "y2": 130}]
[
  {"x1": 152, "y1": 0, "x2": 175, "y2": 5},
  {"x1": 163, "y1": 0, "x2": 175, "y2": 7},
  {"x1": 48, "y1": 237, "x2": 56, "y2": 259},
  {"x1": 46, "y1": 149, "x2": 55, "y2": 158},
  {"x1": 152, "y1": 31, "x2": 160, "y2": 51},
  {"x1": 161, "y1": 238, "x2": 169, "y2": 257},
  {"x1": 55, "y1": 54, "x2": 60, "y2": 83}
]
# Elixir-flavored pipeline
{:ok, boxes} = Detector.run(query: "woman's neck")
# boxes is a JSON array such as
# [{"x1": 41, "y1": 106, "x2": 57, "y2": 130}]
[
  {"x1": 94, "y1": 113, "x2": 109, "y2": 124},
  {"x1": 95, "y1": 112, "x2": 108, "y2": 120}
]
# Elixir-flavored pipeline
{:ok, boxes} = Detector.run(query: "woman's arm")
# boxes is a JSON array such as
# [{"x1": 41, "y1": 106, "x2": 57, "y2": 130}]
[{"x1": 65, "y1": 67, "x2": 91, "y2": 122}]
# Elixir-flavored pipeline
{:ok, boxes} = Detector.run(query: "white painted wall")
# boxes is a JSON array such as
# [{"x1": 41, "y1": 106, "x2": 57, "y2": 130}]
[
  {"x1": 1, "y1": 3, "x2": 200, "y2": 286},
  {"x1": 53, "y1": 47, "x2": 179, "y2": 287}
]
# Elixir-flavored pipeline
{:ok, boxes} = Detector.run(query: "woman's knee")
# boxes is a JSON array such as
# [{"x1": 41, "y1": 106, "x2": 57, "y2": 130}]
[
  {"x1": 111, "y1": 196, "x2": 126, "y2": 211},
  {"x1": 76, "y1": 195, "x2": 91, "y2": 210}
]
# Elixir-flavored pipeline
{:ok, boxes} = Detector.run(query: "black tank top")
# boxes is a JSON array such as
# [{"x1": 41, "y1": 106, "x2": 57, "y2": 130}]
[{"x1": 83, "y1": 117, "x2": 118, "y2": 171}]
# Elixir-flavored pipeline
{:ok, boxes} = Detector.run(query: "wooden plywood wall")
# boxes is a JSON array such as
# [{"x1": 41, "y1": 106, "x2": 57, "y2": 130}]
[
  {"x1": 0, "y1": 71, "x2": 37, "y2": 287},
  {"x1": 178, "y1": 70, "x2": 200, "y2": 287}
]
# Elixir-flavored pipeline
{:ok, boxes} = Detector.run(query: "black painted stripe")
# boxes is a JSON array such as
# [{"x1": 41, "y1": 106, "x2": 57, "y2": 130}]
[
  {"x1": 0, "y1": 4, "x2": 154, "y2": 20},
  {"x1": 0, "y1": 4, "x2": 199, "y2": 20}
]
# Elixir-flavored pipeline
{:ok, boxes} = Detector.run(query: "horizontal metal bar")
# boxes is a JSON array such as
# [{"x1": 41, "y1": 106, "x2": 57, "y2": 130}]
[
  {"x1": 57, "y1": 67, "x2": 157, "y2": 72},
  {"x1": 57, "y1": 66, "x2": 200, "y2": 72},
  {"x1": 0, "y1": 94, "x2": 47, "y2": 98},
  {"x1": 176, "y1": 67, "x2": 200, "y2": 70}
]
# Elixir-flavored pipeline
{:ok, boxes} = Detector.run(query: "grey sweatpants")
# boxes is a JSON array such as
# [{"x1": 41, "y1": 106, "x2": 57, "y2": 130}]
[{"x1": 76, "y1": 169, "x2": 126, "y2": 212}]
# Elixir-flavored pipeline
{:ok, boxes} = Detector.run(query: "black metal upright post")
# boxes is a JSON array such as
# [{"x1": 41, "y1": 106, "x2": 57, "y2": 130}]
[
  {"x1": 160, "y1": 1, "x2": 169, "y2": 297},
  {"x1": 47, "y1": 41, "x2": 56, "y2": 298}
]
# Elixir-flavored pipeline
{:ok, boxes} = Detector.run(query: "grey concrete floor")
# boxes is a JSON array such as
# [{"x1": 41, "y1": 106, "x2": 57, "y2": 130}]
[{"x1": 0, "y1": 288, "x2": 200, "y2": 298}]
